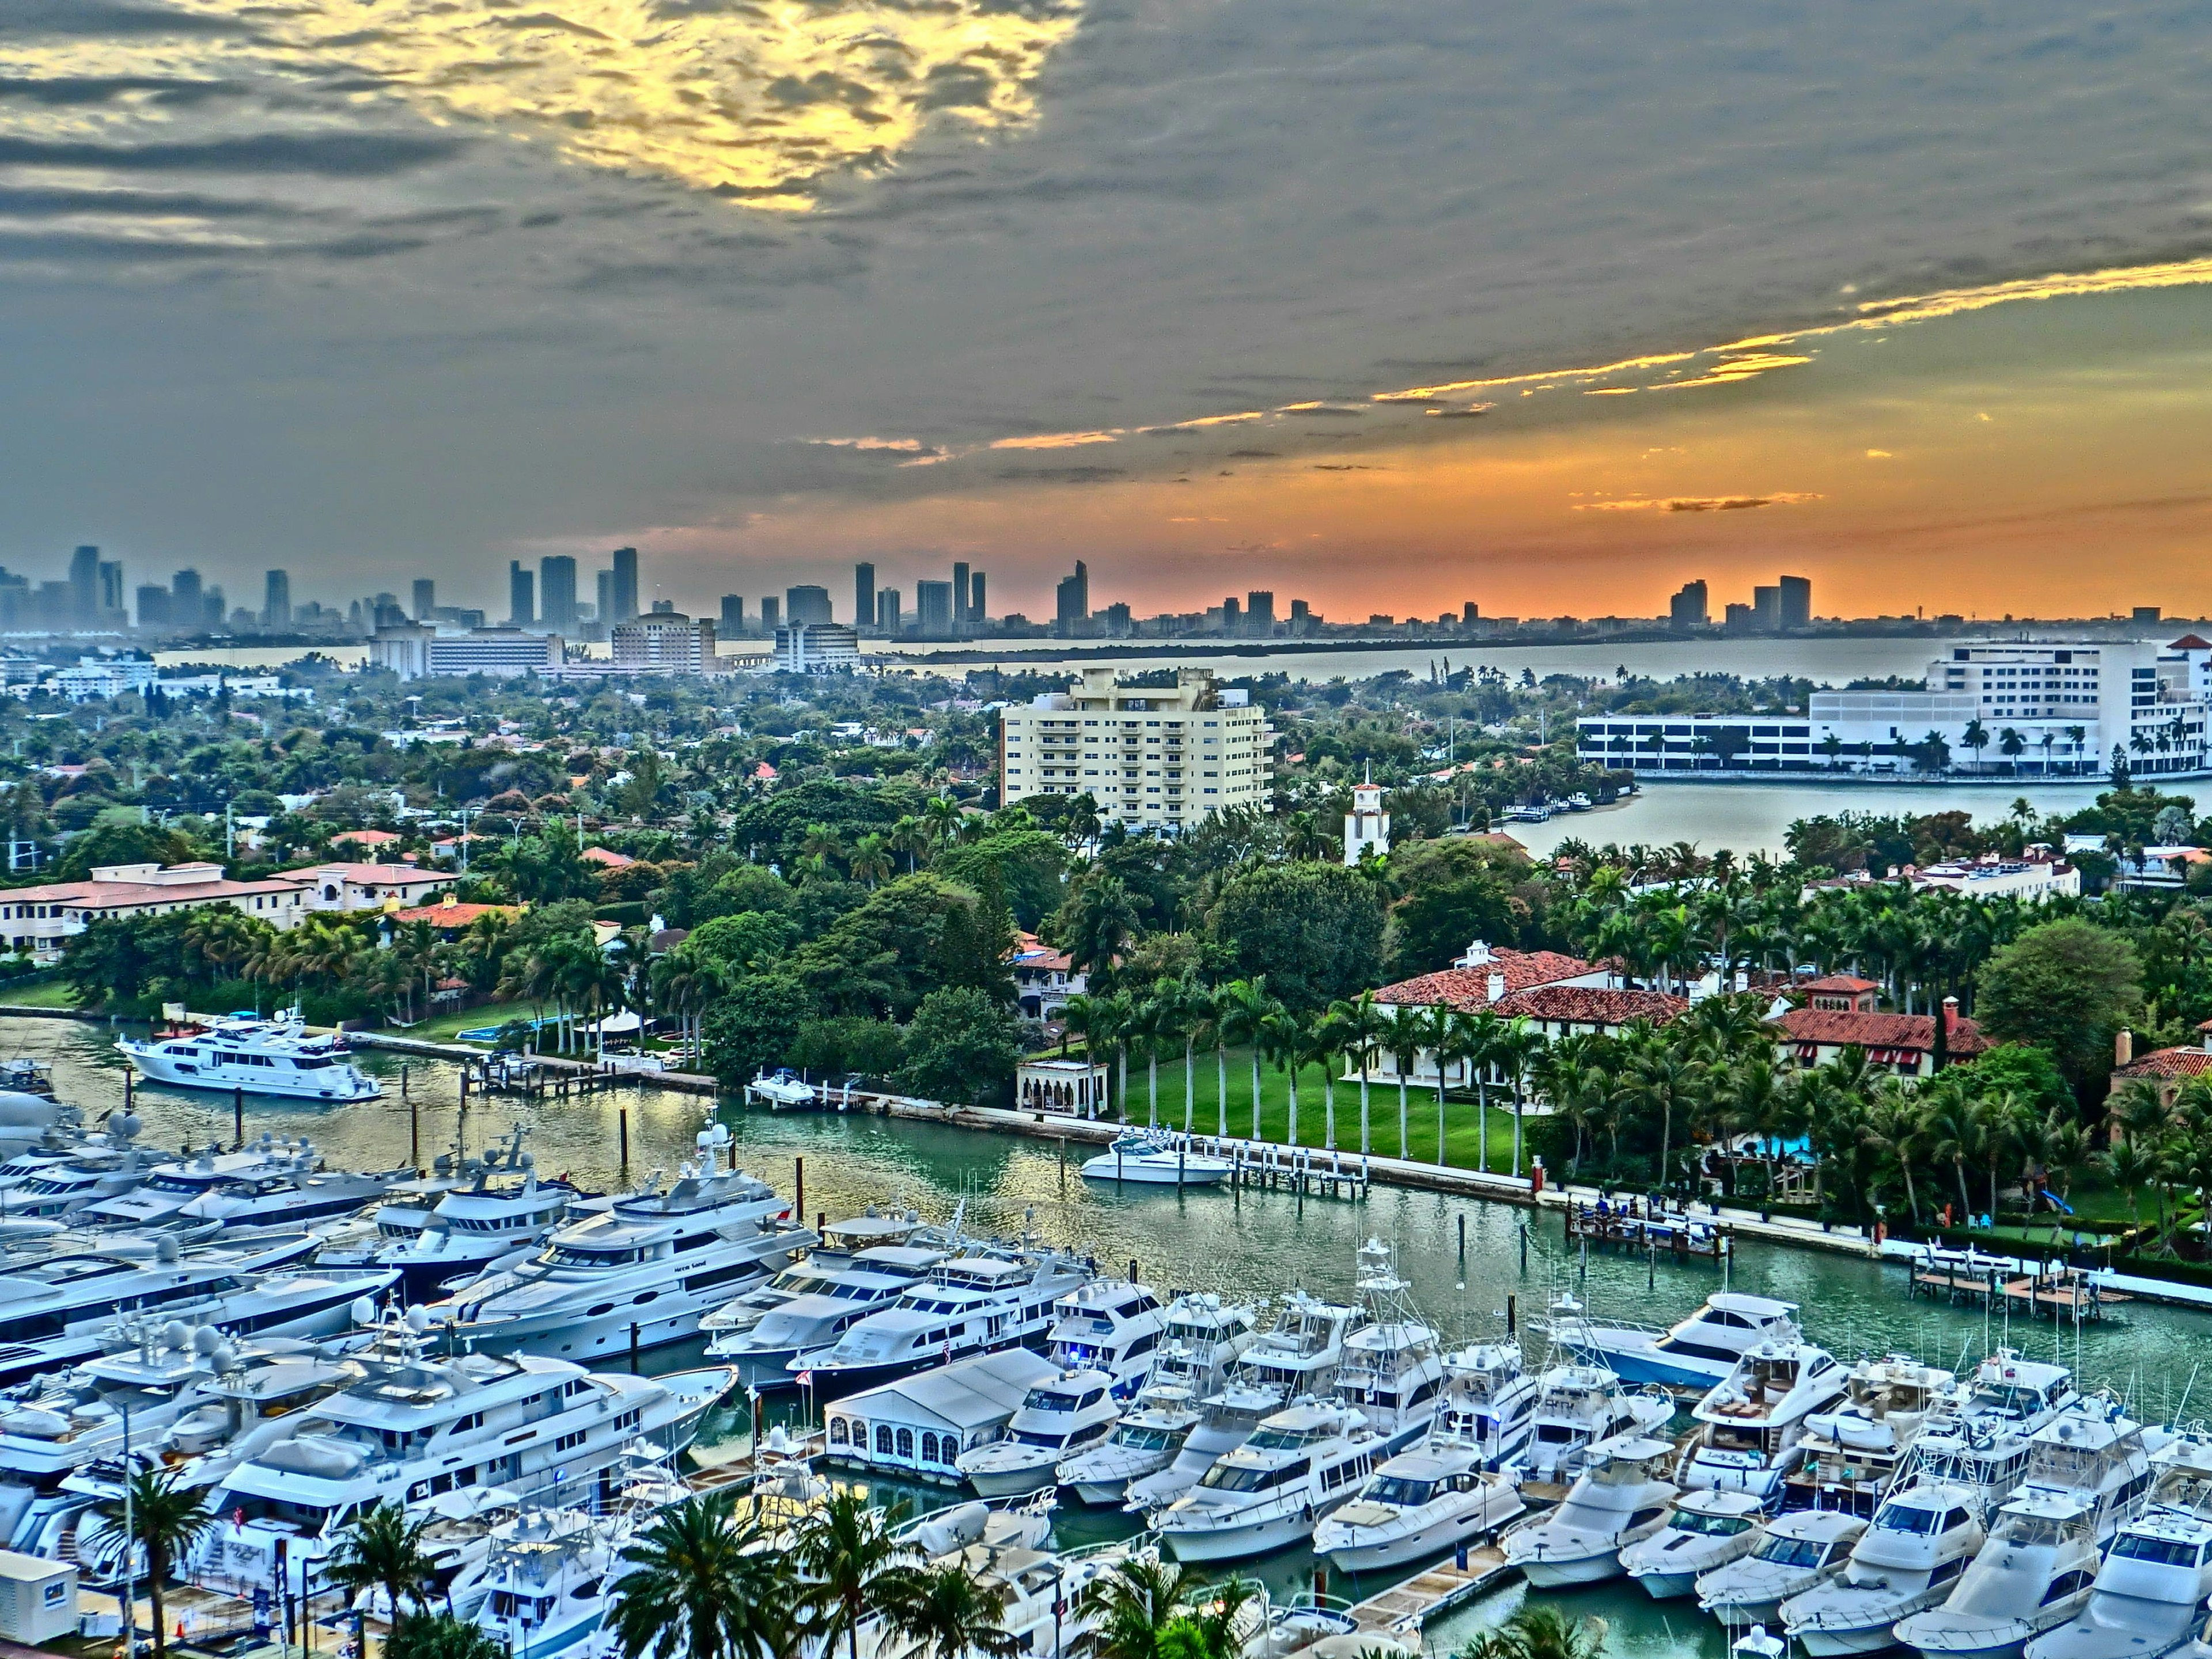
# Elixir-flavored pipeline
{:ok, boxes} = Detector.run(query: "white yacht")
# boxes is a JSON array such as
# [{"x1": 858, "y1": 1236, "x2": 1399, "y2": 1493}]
[
  {"x1": 1332, "y1": 1239, "x2": 1446, "y2": 1449},
  {"x1": 192, "y1": 1309, "x2": 733, "y2": 1594},
  {"x1": 1080, "y1": 1131, "x2": 1233, "y2": 1187},
  {"x1": 1790, "y1": 1355, "x2": 1963, "y2": 1516},
  {"x1": 1519, "y1": 1360, "x2": 1676, "y2": 1483},
  {"x1": 1157, "y1": 1398, "x2": 1392, "y2": 1562},
  {"x1": 1699, "y1": 1509, "x2": 1870, "y2": 1627},
  {"x1": 791, "y1": 1248, "x2": 1099, "y2": 1400},
  {"x1": 709, "y1": 1244, "x2": 949, "y2": 1389},
  {"x1": 76, "y1": 1134, "x2": 404, "y2": 1234},
  {"x1": 0, "y1": 1109, "x2": 156, "y2": 1221},
  {"x1": 436, "y1": 1125, "x2": 811, "y2": 1363},
  {"x1": 1679, "y1": 1339, "x2": 1848, "y2": 1500},
  {"x1": 1312, "y1": 1435, "x2": 1526, "y2": 1573},
  {"x1": 120, "y1": 1012, "x2": 380, "y2": 1102},
  {"x1": 2029, "y1": 1438, "x2": 2212, "y2": 1659},
  {"x1": 1782, "y1": 1480, "x2": 1988, "y2": 1655},
  {"x1": 1041, "y1": 1279, "x2": 1167, "y2": 1394},
  {"x1": 1551, "y1": 1289, "x2": 1802, "y2": 1391},
  {"x1": 957, "y1": 1368, "x2": 1122, "y2": 1496},
  {"x1": 1123, "y1": 1288, "x2": 1362, "y2": 1512},
  {"x1": 1058, "y1": 1293, "x2": 1259, "y2": 1505},
  {"x1": 462, "y1": 1504, "x2": 626, "y2": 1659},
  {"x1": 1431, "y1": 1341, "x2": 1544, "y2": 1472},
  {"x1": 1502, "y1": 1433, "x2": 1681, "y2": 1586},
  {"x1": 1622, "y1": 1487, "x2": 1770, "y2": 1599},
  {"x1": 1897, "y1": 1400, "x2": 2169, "y2": 1659},
  {"x1": 317, "y1": 1131, "x2": 582, "y2": 1298}
]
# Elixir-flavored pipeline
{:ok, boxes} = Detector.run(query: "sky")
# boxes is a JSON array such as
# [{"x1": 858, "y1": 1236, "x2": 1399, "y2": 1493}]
[{"x1": 6, "y1": 0, "x2": 2212, "y2": 624}]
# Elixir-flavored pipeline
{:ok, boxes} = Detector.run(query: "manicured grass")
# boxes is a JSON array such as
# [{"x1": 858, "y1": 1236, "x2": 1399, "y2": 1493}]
[
  {"x1": 1081, "y1": 1044, "x2": 1534, "y2": 1173},
  {"x1": 380, "y1": 999, "x2": 527, "y2": 1044},
  {"x1": 0, "y1": 979, "x2": 79, "y2": 1009}
]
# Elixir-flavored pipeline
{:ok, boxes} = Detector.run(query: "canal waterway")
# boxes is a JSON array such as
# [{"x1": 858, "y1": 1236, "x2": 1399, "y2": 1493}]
[{"x1": 13, "y1": 1014, "x2": 2209, "y2": 1656}]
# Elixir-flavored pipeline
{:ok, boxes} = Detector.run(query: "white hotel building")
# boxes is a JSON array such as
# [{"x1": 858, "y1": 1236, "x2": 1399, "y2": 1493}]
[
  {"x1": 999, "y1": 667, "x2": 1271, "y2": 831},
  {"x1": 1580, "y1": 637, "x2": 2212, "y2": 778}
]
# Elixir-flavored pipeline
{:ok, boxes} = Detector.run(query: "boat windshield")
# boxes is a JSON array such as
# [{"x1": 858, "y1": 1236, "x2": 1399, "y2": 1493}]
[
  {"x1": 1368, "y1": 1476, "x2": 1435, "y2": 1506},
  {"x1": 1753, "y1": 1535, "x2": 1827, "y2": 1567},
  {"x1": 1674, "y1": 1512, "x2": 1754, "y2": 1538},
  {"x1": 543, "y1": 1244, "x2": 645, "y2": 1267},
  {"x1": 1873, "y1": 1502, "x2": 1948, "y2": 1535},
  {"x1": 1197, "y1": 1458, "x2": 1307, "y2": 1493},
  {"x1": 1113, "y1": 1425, "x2": 1174, "y2": 1450},
  {"x1": 2111, "y1": 1533, "x2": 2201, "y2": 1566},
  {"x1": 1247, "y1": 1423, "x2": 1326, "y2": 1451}
]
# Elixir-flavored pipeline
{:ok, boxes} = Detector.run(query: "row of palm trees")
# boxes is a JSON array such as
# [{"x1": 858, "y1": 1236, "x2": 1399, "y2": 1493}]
[{"x1": 1059, "y1": 976, "x2": 1553, "y2": 1174}]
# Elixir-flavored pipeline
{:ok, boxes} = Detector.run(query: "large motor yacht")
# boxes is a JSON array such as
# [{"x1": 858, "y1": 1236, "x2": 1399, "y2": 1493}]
[
  {"x1": 77, "y1": 1134, "x2": 409, "y2": 1234},
  {"x1": 1551, "y1": 1289, "x2": 1802, "y2": 1391},
  {"x1": 192, "y1": 1308, "x2": 733, "y2": 1595},
  {"x1": 1039, "y1": 1279, "x2": 1167, "y2": 1395},
  {"x1": 1058, "y1": 1293, "x2": 1260, "y2": 1505},
  {"x1": 1519, "y1": 1359, "x2": 1676, "y2": 1483},
  {"x1": 1431, "y1": 1340, "x2": 1544, "y2": 1472},
  {"x1": 317, "y1": 1130, "x2": 583, "y2": 1298},
  {"x1": 1679, "y1": 1339, "x2": 1849, "y2": 1501},
  {"x1": 1622, "y1": 1487, "x2": 1770, "y2": 1599},
  {"x1": 710, "y1": 1244, "x2": 950, "y2": 1388},
  {"x1": 1156, "y1": 1398, "x2": 1394, "y2": 1562},
  {"x1": 0, "y1": 1109, "x2": 158, "y2": 1222},
  {"x1": 1333, "y1": 1238, "x2": 1446, "y2": 1449},
  {"x1": 1782, "y1": 1479, "x2": 1990, "y2": 1655},
  {"x1": 1502, "y1": 1433, "x2": 1681, "y2": 1586},
  {"x1": 435, "y1": 1125, "x2": 812, "y2": 1363},
  {"x1": 2028, "y1": 1437, "x2": 2212, "y2": 1659},
  {"x1": 1698, "y1": 1509, "x2": 1870, "y2": 1627},
  {"x1": 957, "y1": 1368, "x2": 1122, "y2": 1495},
  {"x1": 1122, "y1": 1289, "x2": 1362, "y2": 1513},
  {"x1": 1790, "y1": 1355, "x2": 1963, "y2": 1517},
  {"x1": 119, "y1": 1012, "x2": 380, "y2": 1102},
  {"x1": 1312, "y1": 1430, "x2": 1527, "y2": 1573}
]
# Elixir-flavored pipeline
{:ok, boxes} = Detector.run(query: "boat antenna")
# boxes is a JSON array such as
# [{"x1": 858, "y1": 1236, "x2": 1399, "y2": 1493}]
[{"x1": 2175, "y1": 1361, "x2": 2200, "y2": 1425}]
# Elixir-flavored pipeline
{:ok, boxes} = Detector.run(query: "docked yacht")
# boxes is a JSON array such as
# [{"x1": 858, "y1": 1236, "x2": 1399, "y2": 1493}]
[
  {"x1": 76, "y1": 1134, "x2": 406, "y2": 1234},
  {"x1": 1552, "y1": 1289, "x2": 1802, "y2": 1391},
  {"x1": 1699, "y1": 1509, "x2": 1870, "y2": 1627},
  {"x1": 1503, "y1": 1433, "x2": 1681, "y2": 1586},
  {"x1": 2029, "y1": 1438, "x2": 2212, "y2": 1659},
  {"x1": 1080, "y1": 1131, "x2": 1233, "y2": 1187},
  {"x1": 1679, "y1": 1339, "x2": 1848, "y2": 1500},
  {"x1": 1790, "y1": 1355, "x2": 1963, "y2": 1516},
  {"x1": 120, "y1": 1012, "x2": 380, "y2": 1102},
  {"x1": 1040, "y1": 1279, "x2": 1167, "y2": 1394},
  {"x1": 461, "y1": 1504, "x2": 626, "y2": 1659},
  {"x1": 790, "y1": 1247, "x2": 1099, "y2": 1400},
  {"x1": 1312, "y1": 1434, "x2": 1526, "y2": 1573},
  {"x1": 436, "y1": 1124, "x2": 812, "y2": 1363},
  {"x1": 698, "y1": 1204, "x2": 942, "y2": 1355},
  {"x1": 194, "y1": 1309, "x2": 733, "y2": 1594},
  {"x1": 317, "y1": 1132, "x2": 582, "y2": 1298},
  {"x1": 1519, "y1": 1360, "x2": 1676, "y2": 1483},
  {"x1": 1622, "y1": 1488, "x2": 1770, "y2": 1598},
  {"x1": 957, "y1": 1367, "x2": 1121, "y2": 1495},
  {"x1": 1782, "y1": 1480, "x2": 1989, "y2": 1655},
  {"x1": 1123, "y1": 1289, "x2": 1362, "y2": 1513},
  {"x1": 1332, "y1": 1239, "x2": 1446, "y2": 1447},
  {"x1": 1058, "y1": 1293, "x2": 1260, "y2": 1504},
  {"x1": 1431, "y1": 1341, "x2": 1544, "y2": 1472},
  {"x1": 1157, "y1": 1398, "x2": 1393, "y2": 1562},
  {"x1": 710, "y1": 1245, "x2": 949, "y2": 1389}
]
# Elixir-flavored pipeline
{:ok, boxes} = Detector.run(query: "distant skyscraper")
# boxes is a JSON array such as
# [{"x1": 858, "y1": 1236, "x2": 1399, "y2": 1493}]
[
  {"x1": 721, "y1": 596, "x2": 745, "y2": 635},
  {"x1": 877, "y1": 588, "x2": 902, "y2": 632},
  {"x1": 1669, "y1": 580, "x2": 1709, "y2": 630},
  {"x1": 1054, "y1": 562, "x2": 1089, "y2": 634},
  {"x1": 263, "y1": 570, "x2": 291, "y2": 628},
  {"x1": 172, "y1": 569, "x2": 202, "y2": 620},
  {"x1": 135, "y1": 586, "x2": 170, "y2": 628},
  {"x1": 1246, "y1": 591, "x2": 1275, "y2": 635},
  {"x1": 758, "y1": 596, "x2": 780, "y2": 632},
  {"x1": 412, "y1": 578, "x2": 436, "y2": 620},
  {"x1": 203, "y1": 585, "x2": 224, "y2": 625},
  {"x1": 1778, "y1": 575, "x2": 1812, "y2": 630},
  {"x1": 1752, "y1": 584, "x2": 1781, "y2": 631},
  {"x1": 1222, "y1": 596, "x2": 1241, "y2": 633},
  {"x1": 595, "y1": 569, "x2": 612, "y2": 626},
  {"x1": 916, "y1": 579, "x2": 953, "y2": 635},
  {"x1": 969, "y1": 572, "x2": 986, "y2": 623},
  {"x1": 854, "y1": 563, "x2": 875, "y2": 632},
  {"x1": 99, "y1": 561, "x2": 123, "y2": 616},
  {"x1": 952, "y1": 562, "x2": 970, "y2": 627},
  {"x1": 68, "y1": 546, "x2": 99, "y2": 624},
  {"x1": 609, "y1": 546, "x2": 639, "y2": 623},
  {"x1": 1461, "y1": 600, "x2": 1479, "y2": 626},
  {"x1": 539, "y1": 556, "x2": 578, "y2": 631},
  {"x1": 509, "y1": 560, "x2": 535, "y2": 627},
  {"x1": 786, "y1": 585, "x2": 832, "y2": 626}
]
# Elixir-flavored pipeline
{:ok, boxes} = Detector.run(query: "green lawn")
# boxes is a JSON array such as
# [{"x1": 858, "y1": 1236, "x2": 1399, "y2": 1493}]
[
  {"x1": 0, "y1": 979, "x2": 79, "y2": 1009},
  {"x1": 387, "y1": 1000, "x2": 529, "y2": 1044},
  {"x1": 1081, "y1": 1044, "x2": 1533, "y2": 1173}
]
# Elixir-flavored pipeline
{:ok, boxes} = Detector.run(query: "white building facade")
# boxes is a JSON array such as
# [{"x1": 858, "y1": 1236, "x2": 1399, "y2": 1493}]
[
  {"x1": 1577, "y1": 638, "x2": 2212, "y2": 778},
  {"x1": 999, "y1": 668, "x2": 1271, "y2": 833}
]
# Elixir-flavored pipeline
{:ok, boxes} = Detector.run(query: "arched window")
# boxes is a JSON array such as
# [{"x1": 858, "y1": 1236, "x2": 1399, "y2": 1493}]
[
  {"x1": 919, "y1": 1432, "x2": 939, "y2": 1464},
  {"x1": 876, "y1": 1425, "x2": 894, "y2": 1456},
  {"x1": 895, "y1": 1428, "x2": 914, "y2": 1460},
  {"x1": 830, "y1": 1418, "x2": 849, "y2": 1445}
]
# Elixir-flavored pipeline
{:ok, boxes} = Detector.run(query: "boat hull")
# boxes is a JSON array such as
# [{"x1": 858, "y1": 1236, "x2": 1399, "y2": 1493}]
[
  {"x1": 1079, "y1": 1155, "x2": 1230, "y2": 1187},
  {"x1": 1796, "y1": 1625, "x2": 1908, "y2": 1657},
  {"x1": 119, "y1": 1044, "x2": 380, "y2": 1102},
  {"x1": 960, "y1": 1460, "x2": 1060, "y2": 1498},
  {"x1": 1517, "y1": 1548, "x2": 1628, "y2": 1589},
  {"x1": 1161, "y1": 1508, "x2": 1317, "y2": 1563}
]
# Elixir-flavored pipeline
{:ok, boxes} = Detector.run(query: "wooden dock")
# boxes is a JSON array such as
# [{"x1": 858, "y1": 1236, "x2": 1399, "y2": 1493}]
[
  {"x1": 1350, "y1": 1546, "x2": 1510, "y2": 1633},
  {"x1": 1564, "y1": 1200, "x2": 1729, "y2": 1263},
  {"x1": 1908, "y1": 1255, "x2": 2126, "y2": 1320}
]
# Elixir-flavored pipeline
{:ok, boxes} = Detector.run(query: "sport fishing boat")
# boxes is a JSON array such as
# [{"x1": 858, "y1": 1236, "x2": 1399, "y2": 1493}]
[
  {"x1": 1621, "y1": 1487, "x2": 1770, "y2": 1599},
  {"x1": 1699, "y1": 1509, "x2": 1870, "y2": 1628},
  {"x1": 193, "y1": 1306, "x2": 733, "y2": 1595},
  {"x1": 1430, "y1": 1340, "x2": 1544, "y2": 1472},
  {"x1": 1502, "y1": 1433, "x2": 1681, "y2": 1586},
  {"x1": 1079, "y1": 1131, "x2": 1234, "y2": 1187},
  {"x1": 2028, "y1": 1437, "x2": 2212, "y2": 1659},
  {"x1": 119, "y1": 1012, "x2": 380, "y2": 1102},
  {"x1": 1782, "y1": 1479, "x2": 1989, "y2": 1655},
  {"x1": 957, "y1": 1368, "x2": 1122, "y2": 1496},
  {"x1": 1550, "y1": 1289, "x2": 1802, "y2": 1391},
  {"x1": 708, "y1": 1245, "x2": 950, "y2": 1389},
  {"x1": 435, "y1": 1124, "x2": 812, "y2": 1363},
  {"x1": 1332, "y1": 1239, "x2": 1446, "y2": 1448},
  {"x1": 1679, "y1": 1339, "x2": 1849, "y2": 1500},
  {"x1": 1123, "y1": 1289, "x2": 1362, "y2": 1512},
  {"x1": 1519, "y1": 1359, "x2": 1676, "y2": 1484},
  {"x1": 1156, "y1": 1398, "x2": 1395, "y2": 1562},
  {"x1": 1789, "y1": 1355, "x2": 1963, "y2": 1517},
  {"x1": 1058, "y1": 1293, "x2": 1259, "y2": 1504}
]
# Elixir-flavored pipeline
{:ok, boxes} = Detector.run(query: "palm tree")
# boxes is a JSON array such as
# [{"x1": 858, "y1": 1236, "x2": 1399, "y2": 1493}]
[
  {"x1": 1262, "y1": 1008, "x2": 1308, "y2": 1146},
  {"x1": 1861, "y1": 1085, "x2": 1927, "y2": 1225},
  {"x1": 1312, "y1": 1003, "x2": 1354, "y2": 1151},
  {"x1": 1921, "y1": 1082, "x2": 1984, "y2": 1224},
  {"x1": 1063, "y1": 874, "x2": 1143, "y2": 980},
  {"x1": 325, "y1": 1499, "x2": 437, "y2": 1623},
  {"x1": 1073, "y1": 1558, "x2": 1190, "y2": 1659},
  {"x1": 875, "y1": 1563, "x2": 1022, "y2": 1659},
  {"x1": 849, "y1": 833, "x2": 894, "y2": 888},
  {"x1": 1339, "y1": 993, "x2": 1388, "y2": 1156},
  {"x1": 2104, "y1": 1139, "x2": 2158, "y2": 1228},
  {"x1": 1451, "y1": 1008, "x2": 1503, "y2": 1173},
  {"x1": 1624, "y1": 1040, "x2": 1699, "y2": 1192},
  {"x1": 95, "y1": 1465, "x2": 214, "y2": 1659},
  {"x1": 1487, "y1": 1604, "x2": 1609, "y2": 1659},
  {"x1": 1494, "y1": 1017, "x2": 1546, "y2": 1179},
  {"x1": 794, "y1": 1490, "x2": 921, "y2": 1659},
  {"x1": 1961, "y1": 717, "x2": 1989, "y2": 773},
  {"x1": 1998, "y1": 728, "x2": 2025, "y2": 775},
  {"x1": 1214, "y1": 979, "x2": 1282, "y2": 1141},
  {"x1": 610, "y1": 1493, "x2": 790, "y2": 1659},
  {"x1": 1378, "y1": 1003, "x2": 1428, "y2": 1158}
]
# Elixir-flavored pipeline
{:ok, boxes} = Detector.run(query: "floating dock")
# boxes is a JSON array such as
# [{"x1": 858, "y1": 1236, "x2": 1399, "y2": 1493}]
[
  {"x1": 1350, "y1": 1546, "x2": 1510, "y2": 1633},
  {"x1": 1907, "y1": 1251, "x2": 2127, "y2": 1320},
  {"x1": 1564, "y1": 1199, "x2": 1729, "y2": 1263}
]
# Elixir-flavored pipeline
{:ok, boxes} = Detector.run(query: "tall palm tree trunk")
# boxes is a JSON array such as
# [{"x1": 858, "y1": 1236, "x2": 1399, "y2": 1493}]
[
  {"x1": 1397, "y1": 1073, "x2": 1408, "y2": 1158},
  {"x1": 1323, "y1": 1068, "x2": 1336, "y2": 1151},
  {"x1": 1250, "y1": 1054, "x2": 1262, "y2": 1141},
  {"x1": 1215, "y1": 1044, "x2": 1229, "y2": 1138},
  {"x1": 1358, "y1": 1066, "x2": 1371, "y2": 1156},
  {"x1": 1146, "y1": 1052, "x2": 1159, "y2": 1130},
  {"x1": 1286, "y1": 1065, "x2": 1299, "y2": 1148},
  {"x1": 1184, "y1": 1041, "x2": 1196, "y2": 1135}
]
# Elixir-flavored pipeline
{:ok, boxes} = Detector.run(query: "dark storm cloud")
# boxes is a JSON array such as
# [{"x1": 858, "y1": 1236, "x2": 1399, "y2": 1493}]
[
  {"x1": 0, "y1": 76, "x2": 244, "y2": 107},
  {"x1": 10, "y1": 0, "x2": 252, "y2": 36},
  {"x1": 0, "y1": 131, "x2": 468, "y2": 175}
]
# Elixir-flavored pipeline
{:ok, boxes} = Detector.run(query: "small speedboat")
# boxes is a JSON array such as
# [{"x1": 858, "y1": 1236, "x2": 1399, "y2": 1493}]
[
  {"x1": 1080, "y1": 1132, "x2": 1233, "y2": 1187},
  {"x1": 745, "y1": 1070, "x2": 816, "y2": 1109},
  {"x1": 1623, "y1": 1488, "x2": 1769, "y2": 1599}
]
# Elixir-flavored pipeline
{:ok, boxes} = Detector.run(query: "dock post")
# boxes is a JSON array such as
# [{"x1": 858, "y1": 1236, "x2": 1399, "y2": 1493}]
[
  {"x1": 401, "y1": 1063, "x2": 408, "y2": 1099},
  {"x1": 1506, "y1": 1293, "x2": 1516, "y2": 1338},
  {"x1": 233, "y1": 1085, "x2": 244, "y2": 1150},
  {"x1": 796, "y1": 1156, "x2": 804, "y2": 1226},
  {"x1": 123, "y1": 1067, "x2": 132, "y2": 1114},
  {"x1": 1519, "y1": 1219, "x2": 1529, "y2": 1275},
  {"x1": 410, "y1": 1088, "x2": 419, "y2": 1169},
  {"x1": 630, "y1": 1323, "x2": 640, "y2": 1374},
  {"x1": 618, "y1": 1105, "x2": 630, "y2": 1172},
  {"x1": 1058, "y1": 1138, "x2": 1067, "y2": 1183},
  {"x1": 1458, "y1": 1214, "x2": 1466, "y2": 1262}
]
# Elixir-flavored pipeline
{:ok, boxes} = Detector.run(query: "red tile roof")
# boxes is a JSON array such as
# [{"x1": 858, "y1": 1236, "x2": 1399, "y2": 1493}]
[
  {"x1": 1494, "y1": 986, "x2": 1686, "y2": 1027},
  {"x1": 2171, "y1": 634, "x2": 2212, "y2": 650},
  {"x1": 391, "y1": 902, "x2": 520, "y2": 926},
  {"x1": 1777, "y1": 1007, "x2": 1990, "y2": 1056},
  {"x1": 331, "y1": 828, "x2": 400, "y2": 846},
  {"x1": 2115, "y1": 1047, "x2": 2212, "y2": 1079},
  {"x1": 581, "y1": 846, "x2": 635, "y2": 868},
  {"x1": 1374, "y1": 949, "x2": 1604, "y2": 1010},
  {"x1": 1801, "y1": 974, "x2": 1879, "y2": 994}
]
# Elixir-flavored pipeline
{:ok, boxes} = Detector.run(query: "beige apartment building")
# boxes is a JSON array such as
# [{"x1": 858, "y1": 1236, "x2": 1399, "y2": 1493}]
[{"x1": 999, "y1": 667, "x2": 1271, "y2": 832}]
